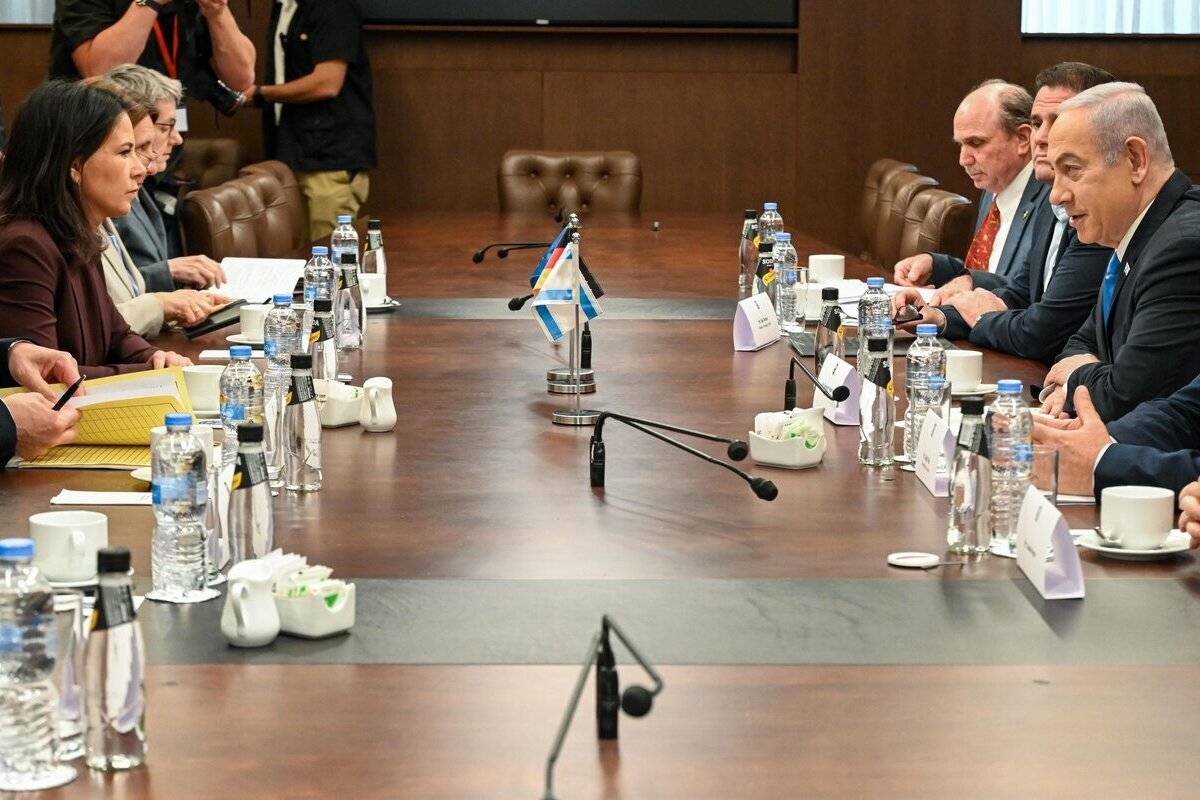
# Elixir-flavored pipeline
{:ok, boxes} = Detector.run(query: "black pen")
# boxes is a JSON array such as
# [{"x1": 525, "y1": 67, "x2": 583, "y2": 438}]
[{"x1": 52, "y1": 375, "x2": 85, "y2": 411}]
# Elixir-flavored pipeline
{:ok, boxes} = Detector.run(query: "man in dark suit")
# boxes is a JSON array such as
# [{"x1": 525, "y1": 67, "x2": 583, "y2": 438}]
[
  {"x1": 1039, "y1": 83, "x2": 1200, "y2": 421},
  {"x1": 891, "y1": 63, "x2": 1115, "y2": 364},
  {"x1": 0, "y1": 339, "x2": 83, "y2": 464},
  {"x1": 893, "y1": 80, "x2": 1047, "y2": 293}
]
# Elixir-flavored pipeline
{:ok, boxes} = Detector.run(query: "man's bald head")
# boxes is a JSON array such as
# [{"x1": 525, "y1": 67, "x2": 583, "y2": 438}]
[{"x1": 953, "y1": 80, "x2": 1034, "y2": 194}]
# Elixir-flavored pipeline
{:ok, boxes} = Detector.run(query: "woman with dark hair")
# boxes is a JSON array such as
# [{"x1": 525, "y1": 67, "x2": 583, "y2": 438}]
[{"x1": 0, "y1": 80, "x2": 190, "y2": 376}]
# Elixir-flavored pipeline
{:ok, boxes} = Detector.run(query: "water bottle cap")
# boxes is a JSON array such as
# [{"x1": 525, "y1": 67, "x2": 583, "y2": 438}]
[
  {"x1": 961, "y1": 397, "x2": 985, "y2": 415},
  {"x1": 928, "y1": 375, "x2": 947, "y2": 389},
  {"x1": 97, "y1": 547, "x2": 130, "y2": 574},
  {"x1": 314, "y1": 298, "x2": 333, "y2": 312},
  {"x1": 866, "y1": 337, "x2": 888, "y2": 352},
  {"x1": 997, "y1": 379, "x2": 1023, "y2": 394},
  {"x1": 290, "y1": 353, "x2": 313, "y2": 369},
  {"x1": 915, "y1": 323, "x2": 938, "y2": 335},
  {"x1": 821, "y1": 287, "x2": 839, "y2": 300},
  {"x1": 311, "y1": 245, "x2": 328, "y2": 256},
  {"x1": 866, "y1": 276, "x2": 885, "y2": 287},
  {"x1": 774, "y1": 232, "x2": 791, "y2": 242},
  {"x1": 164, "y1": 412, "x2": 192, "y2": 428},
  {"x1": 337, "y1": 215, "x2": 353, "y2": 224},
  {"x1": 763, "y1": 202, "x2": 778, "y2": 211},
  {"x1": 744, "y1": 209, "x2": 757, "y2": 219},
  {"x1": 0, "y1": 538, "x2": 34, "y2": 560},
  {"x1": 236, "y1": 421, "x2": 264, "y2": 443},
  {"x1": 273, "y1": 293, "x2": 292, "y2": 305},
  {"x1": 229, "y1": 345, "x2": 252, "y2": 358}
]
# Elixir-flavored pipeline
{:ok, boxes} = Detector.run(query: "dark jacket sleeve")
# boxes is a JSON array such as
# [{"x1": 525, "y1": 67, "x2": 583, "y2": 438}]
[
  {"x1": 112, "y1": 210, "x2": 174, "y2": 293},
  {"x1": 0, "y1": 338, "x2": 18, "y2": 387},
  {"x1": 929, "y1": 252, "x2": 968, "y2": 287},
  {"x1": 1065, "y1": 234, "x2": 1200, "y2": 420},
  {"x1": 967, "y1": 270, "x2": 1010, "y2": 293},
  {"x1": 0, "y1": 401, "x2": 14, "y2": 466},
  {"x1": 1095, "y1": 444, "x2": 1200, "y2": 500}
]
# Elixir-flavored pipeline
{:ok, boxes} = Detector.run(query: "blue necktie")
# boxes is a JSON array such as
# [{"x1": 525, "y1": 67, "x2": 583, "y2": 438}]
[{"x1": 1101, "y1": 253, "x2": 1120, "y2": 326}]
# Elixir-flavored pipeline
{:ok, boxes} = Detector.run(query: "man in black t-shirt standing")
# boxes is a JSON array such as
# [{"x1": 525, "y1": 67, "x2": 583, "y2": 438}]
[
  {"x1": 246, "y1": 0, "x2": 376, "y2": 241},
  {"x1": 50, "y1": 0, "x2": 255, "y2": 110}
]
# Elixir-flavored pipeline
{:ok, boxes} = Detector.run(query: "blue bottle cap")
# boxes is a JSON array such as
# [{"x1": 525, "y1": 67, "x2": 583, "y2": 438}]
[
  {"x1": 273, "y1": 293, "x2": 292, "y2": 305},
  {"x1": 165, "y1": 412, "x2": 193, "y2": 428},
  {"x1": 774, "y1": 232, "x2": 791, "y2": 242},
  {"x1": 866, "y1": 276, "x2": 885, "y2": 287},
  {"x1": 763, "y1": 202, "x2": 778, "y2": 211},
  {"x1": 915, "y1": 323, "x2": 938, "y2": 335},
  {"x1": 997, "y1": 379, "x2": 1023, "y2": 394},
  {"x1": 229, "y1": 345, "x2": 252, "y2": 358},
  {"x1": 0, "y1": 538, "x2": 34, "y2": 560},
  {"x1": 312, "y1": 246, "x2": 329, "y2": 256},
  {"x1": 337, "y1": 215, "x2": 353, "y2": 224}
]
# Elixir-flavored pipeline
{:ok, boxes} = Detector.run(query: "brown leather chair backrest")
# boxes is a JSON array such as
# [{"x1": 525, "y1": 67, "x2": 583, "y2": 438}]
[
  {"x1": 873, "y1": 172, "x2": 938, "y2": 268},
  {"x1": 898, "y1": 189, "x2": 974, "y2": 261},
  {"x1": 233, "y1": 173, "x2": 302, "y2": 259},
  {"x1": 240, "y1": 160, "x2": 307, "y2": 249},
  {"x1": 180, "y1": 181, "x2": 260, "y2": 260},
  {"x1": 859, "y1": 158, "x2": 917, "y2": 258},
  {"x1": 174, "y1": 138, "x2": 244, "y2": 191},
  {"x1": 498, "y1": 150, "x2": 642, "y2": 215}
]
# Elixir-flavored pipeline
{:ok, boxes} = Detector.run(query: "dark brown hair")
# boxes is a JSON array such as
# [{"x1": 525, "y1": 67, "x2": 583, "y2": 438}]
[{"x1": 1035, "y1": 62, "x2": 1118, "y2": 94}]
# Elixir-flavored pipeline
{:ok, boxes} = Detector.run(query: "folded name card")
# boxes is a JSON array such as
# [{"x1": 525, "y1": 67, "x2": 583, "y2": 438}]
[
  {"x1": 914, "y1": 409, "x2": 955, "y2": 497},
  {"x1": 733, "y1": 293, "x2": 781, "y2": 352},
  {"x1": 812, "y1": 354, "x2": 861, "y2": 426},
  {"x1": 1017, "y1": 487, "x2": 1084, "y2": 600}
]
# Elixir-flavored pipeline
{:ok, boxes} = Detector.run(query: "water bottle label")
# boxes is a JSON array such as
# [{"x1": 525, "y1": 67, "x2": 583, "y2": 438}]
[
  {"x1": 0, "y1": 623, "x2": 19, "y2": 654},
  {"x1": 309, "y1": 316, "x2": 333, "y2": 346},
  {"x1": 342, "y1": 267, "x2": 359, "y2": 289},
  {"x1": 820, "y1": 305, "x2": 842, "y2": 332},
  {"x1": 93, "y1": 584, "x2": 137, "y2": 630},
  {"x1": 866, "y1": 360, "x2": 893, "y2": 393},
  {"x1": 286, "y1": 375, "x2": 316, "y2": 406},
  {"x1": 304, "y1": 286, "x2": 316, "y2": 302},
  {"x1": 756, "y1": 255, "x2": 774, "y2": 280},
  {"x1": 152, "y1": 475, "x2": 200, "y2": 505},
  {"x1": 265, "y1": 340, "x2": 278, "y2": 357},
  {"x1": 959, "y1": 424, "x2": 990, "y2": 458},
  {"x1": 233, "y1": 452, "x2": 269, "y2": 490},
  {"x1": 1014, "y1": 443, "x2": 1034, "y2": 463},
  {"x1": 337, "y1": 272, "x2": 345, "y2": 291},
  {"x1": 221, "y1": 402, "x2": 246, "y2": 422}
]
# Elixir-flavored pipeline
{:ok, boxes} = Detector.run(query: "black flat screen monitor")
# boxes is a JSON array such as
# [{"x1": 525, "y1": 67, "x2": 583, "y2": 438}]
[{"x1": 359, "y1": 1, "x2": 796, "y2": 27}]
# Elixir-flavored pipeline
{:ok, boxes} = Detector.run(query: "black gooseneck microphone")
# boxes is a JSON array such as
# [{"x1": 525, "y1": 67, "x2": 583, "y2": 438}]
[
  {"x1": 784, "y1": 354, "x2": 850, "y2": 410},
  {"x1": 471, "y1": 241, "x2": 548, "y2": 264},
  {"x1": 542, "y1": 615, "x2": 664, "y2": 800},
  {"x1": 589, "y1": 412, "x2": 776, "y2": 501},
  {"x1": 580, "y1": 323, "x2": 592, "y2": 369}
]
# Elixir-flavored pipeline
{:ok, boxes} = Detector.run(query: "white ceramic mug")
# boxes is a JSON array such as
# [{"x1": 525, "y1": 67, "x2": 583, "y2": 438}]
[
  {"x1": 359, "y1": 377, "x2": 397, "y2": 432},
  {"x1": 239, "y1": 304, "x2": 270, "y2": 341},
  {"x1": 360, "y1": 274, "x2": 387, "y2": 307},
  {"x1": 808, "y1": 254, "x2": 845, "y2": 283},
  {"x1": 182, "y1": 365, "x2": 223, "y2": 413},
  {"x1": 220, "y1": 559, "x2": 280, "y2": 648},
  {"x1": 804, "y1": 282, "x2": 831, "y2": 321},
  {"x1": 29, "y1": 511, "x2": 108, "y2": 583},
  {"x1": 1099, "y1": 485, "x2": 1174, "y2": 549},
  {"x1": 945, "y1": 351, "x2": 983, "y2": 392}
]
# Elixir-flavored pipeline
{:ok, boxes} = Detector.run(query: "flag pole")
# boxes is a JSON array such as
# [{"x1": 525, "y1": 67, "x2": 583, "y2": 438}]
[{"x1": 552, "y1": 228, "x2": 600, "y2": 427}]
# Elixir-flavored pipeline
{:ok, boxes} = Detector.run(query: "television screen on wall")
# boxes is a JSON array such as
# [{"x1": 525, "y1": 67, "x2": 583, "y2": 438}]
[
  {"x1": 1022, "y1": 0, "x2": 1200, "y2": 36},
  {"x1": 358, "y1": 0, "x2": 796, "y2": 27}
]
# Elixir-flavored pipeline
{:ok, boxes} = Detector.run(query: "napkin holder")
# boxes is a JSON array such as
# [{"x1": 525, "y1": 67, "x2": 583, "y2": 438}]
[
  {"x1": 748, "y1": 410, "x2": 827, "y2": 469},
  {"x1": 274, "y1": 582, "x2": 356, "y2": 639}
]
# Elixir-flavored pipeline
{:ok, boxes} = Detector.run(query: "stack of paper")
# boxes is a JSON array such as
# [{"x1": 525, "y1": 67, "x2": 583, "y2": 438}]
[{"x1": 209, "y1": 258, "x2": 306, "y2": 303}]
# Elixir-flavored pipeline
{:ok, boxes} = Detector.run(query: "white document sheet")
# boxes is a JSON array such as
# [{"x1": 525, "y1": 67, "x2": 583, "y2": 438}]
[
  {"x1": 51, "y1": 490, "x2": 152, "y2": 506},
  {"x1": 210, "y1": 258, "x2": 306, "y2": 303}
]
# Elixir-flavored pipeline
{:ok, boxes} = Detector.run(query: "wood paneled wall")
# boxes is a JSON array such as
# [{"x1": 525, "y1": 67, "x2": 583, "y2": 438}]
[{"x1": 2, "y1": 1, "x2": 1197, "y2": 254}]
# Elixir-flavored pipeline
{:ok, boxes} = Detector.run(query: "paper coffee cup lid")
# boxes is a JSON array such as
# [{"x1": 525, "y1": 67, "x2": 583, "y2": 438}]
[{"x1": 886, "y1": 552, "x2": 941, "y2": 569}]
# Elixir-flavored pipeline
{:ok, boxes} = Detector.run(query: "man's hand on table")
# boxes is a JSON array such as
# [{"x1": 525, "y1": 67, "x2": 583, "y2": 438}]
[{"x1": 1032, "y1": 386, "x2": 1109, "y2": 496}]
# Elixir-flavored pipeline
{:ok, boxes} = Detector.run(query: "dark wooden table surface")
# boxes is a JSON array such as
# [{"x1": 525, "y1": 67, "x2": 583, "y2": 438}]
[{"x1": 10, "y1": 212, "x2": 1198, "y2": 799}]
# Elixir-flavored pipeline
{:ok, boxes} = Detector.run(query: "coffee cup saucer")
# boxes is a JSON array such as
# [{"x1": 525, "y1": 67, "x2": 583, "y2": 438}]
[
  {"x1": 48, "y1": 576, "x2": 99, "y2": 589},
  {"x1": 950, "y1": 382, "x2": 997, "y2": 397},
  {"x1": 227, "y1": 333, "x2": 265, "y2": 345},
  {"x1": 1077, "y1": 529, "x2": 1190, "y2": 561}
]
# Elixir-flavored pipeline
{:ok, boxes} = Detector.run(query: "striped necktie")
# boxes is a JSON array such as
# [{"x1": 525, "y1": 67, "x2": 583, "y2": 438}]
[{"x1": 1101, "y1": 253, "x2": 1120, "y2": 326}]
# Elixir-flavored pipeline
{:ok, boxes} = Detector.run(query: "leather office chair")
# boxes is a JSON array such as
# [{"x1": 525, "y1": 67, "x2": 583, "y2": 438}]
[
  {"x1": 897, "y1": 189, "x2": 974, "y2": 262},
  {"x1": 174, "y1": 138, "x2": 244, "y2": 191},
  {"x1": 233, "y1": 172, "x2": 304, "y2": 259},
  {"x1": 498, "y1": 150, "x2": 642, "y2": 216},
  {"x1": 240, "y1": 160, "x2": 308, "y2": 250},
  {"x1": 180, "y1": 181, "x2": 261, "y2": 260},
  {"x1": 872, "y1": 172, "x2": 939, "y2": 269},
  {"x1": 859, "y1": 158, "x2": 917, "y2": 260}
]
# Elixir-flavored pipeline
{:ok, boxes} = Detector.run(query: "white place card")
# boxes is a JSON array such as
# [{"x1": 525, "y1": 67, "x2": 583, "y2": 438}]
[
  {"x1": 914, "y1": 409, "x2": 955, "y2": 497},
  {"x1": 812, "y1": 354, "x2": 861, "y2": 426},
  {"x1": 1016, "y1": 487, "x2": 1084, "y2": 600},
  {"x1": 733, "y1": 293, "x2": 781, "y2": 352},
  {"x1": 51, "y1": 490, "x2": 151, "y2": 506}
]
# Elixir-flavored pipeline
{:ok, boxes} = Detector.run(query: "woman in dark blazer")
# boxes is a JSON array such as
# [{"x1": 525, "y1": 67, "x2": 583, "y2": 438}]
[{"x1": 0, "y1": 81, "x2": 189, "y2": 377}]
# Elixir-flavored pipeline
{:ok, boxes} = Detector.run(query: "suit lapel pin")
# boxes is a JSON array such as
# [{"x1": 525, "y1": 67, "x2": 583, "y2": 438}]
[{"x1": 1123, "y1": 263, "x2": 1130, "y2": 276}]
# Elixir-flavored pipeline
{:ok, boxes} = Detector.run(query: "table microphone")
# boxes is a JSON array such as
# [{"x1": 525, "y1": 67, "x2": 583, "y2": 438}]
[
  {"x1": 589, "y1": 412, "x2": 775, "y2": 501},
  {"x1": 509, "y1": 293, "x2": 534, "y2": 311},
  {"x1": 472, "y1": 241, "x2": 547, "y2": 264},
  {"x1": 784, "y1": 354, "x2": 849, "y2": 410}
]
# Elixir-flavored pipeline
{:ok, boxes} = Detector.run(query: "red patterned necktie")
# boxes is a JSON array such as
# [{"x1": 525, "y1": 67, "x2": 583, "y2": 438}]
[{"x1": 964, "y1": 201, "x2": 1001, "y2": 271}]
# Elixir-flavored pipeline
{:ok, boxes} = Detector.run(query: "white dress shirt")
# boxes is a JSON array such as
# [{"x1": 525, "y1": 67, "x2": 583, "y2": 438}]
[
  {"x1": 1043, "y1": 204, "x2": 1069, "y2": 291},
  {"x1": 987, "y1": 161, "x2": 1035, "y2": 273}
]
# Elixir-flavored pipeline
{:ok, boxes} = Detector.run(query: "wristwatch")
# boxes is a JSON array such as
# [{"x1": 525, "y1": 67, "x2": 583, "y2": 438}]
[{"x1": 134, "y1": 0, "x2": 166, "y2": 12}]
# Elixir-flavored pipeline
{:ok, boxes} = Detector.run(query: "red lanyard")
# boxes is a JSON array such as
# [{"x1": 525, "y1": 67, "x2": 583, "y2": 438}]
[{"x1": 151, "y1": 17, "x2": 180, "y2": 79}]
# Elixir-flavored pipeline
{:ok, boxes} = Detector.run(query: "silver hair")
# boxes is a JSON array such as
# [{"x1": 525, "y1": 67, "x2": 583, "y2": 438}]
[
  {"x1": 1057, "y1": 81, "x2": 1173, "y2": 166},
  {"x1": 967, "y1": 79, "x2": 1033, "y2": 136},
  {"x1": 103, "y1": 64, "x2": 184, "y2": 109}
]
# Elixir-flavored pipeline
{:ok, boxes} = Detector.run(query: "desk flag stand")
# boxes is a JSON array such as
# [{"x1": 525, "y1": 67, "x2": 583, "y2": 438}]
[
  {"x1": 547, "y1": 213, "x2": 595, "y2": 394},
  {"x1": 552, "y1": 230, "x2": 601, "y2": 427}
]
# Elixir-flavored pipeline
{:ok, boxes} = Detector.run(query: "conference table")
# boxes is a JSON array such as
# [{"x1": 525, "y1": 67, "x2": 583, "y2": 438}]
[{"x1": 5, "y1": 212, "x2": 1199, "y2": 798}]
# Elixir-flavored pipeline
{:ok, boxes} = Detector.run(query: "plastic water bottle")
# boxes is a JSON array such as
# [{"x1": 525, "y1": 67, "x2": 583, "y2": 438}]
[
  {"x1": 284, "y1": 353, "x2": 322, "y2": 493},
  {"x1": 364, "y1": 219, "x2": 387, "y2": 276},
  {"x1": 757, "y1": 202, "x2": 783, "y2": 248},
  {"x1": 336, "y1": 252, "x2": 365, "y2": 351},
  {"x1": 814, "y1": 287, "x2": 845, "y2": 371},
  {"x1": 0, "y1": 538, "x2": 76, "y2": 791},
  {"x1": 219, "y1": 345, "x2": 263, "y2": 467},
  {"x1": 150, "y1": 413, "x2": 209, "y2": 601},
  {"x1": 203, "y1": 441, "x2": 225, "y2": 585},
  {"x1": 738, "y1": 209, "x2": 757, "y2": 293},
  {"x1": 772, "y1": 232, "x2": 801, "y2": 333},
  {"x1": 858, "y1": 277, "x2": 890, "y2": 339},
  {"x1": 858, "y1": 337, "x2": 895, "y2": 467},
  {"x1": 263, "y1": 294, "x2": 301, "y2": 488},
  {"x1": 948, "y1": 397, "x2": 993, "y2": 555},
  {"x1": 302, "y1": 246, "x2": 336, "y2": 307},
  {"x1": 330, "y1": 214, "x2": 360, "y2": 268},
  {"x1": 227, "y1": 423, "x2": 273, "y2": 565},
  {"x1": 988, "y1": 379, "x2": 1033, "y2": 548},
  {"x1": 903, "y1": 323, "x2": 946, "y2": 461},
  {"x1": 309, "y1": 298, "x2": 338, "y2": 383},
  {"x1": 83, "y1": 547, "x2": 145, "y2": 772}
]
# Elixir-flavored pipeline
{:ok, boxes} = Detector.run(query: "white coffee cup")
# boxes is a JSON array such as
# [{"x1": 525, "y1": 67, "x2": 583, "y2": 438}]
[
  {"x1": 945, "y1": 351, "x2": 983, "y2": 392},
  {"x1": 1099, "y1": 485, "x2": 1175, "y2": 549},
  {"x1": 805, "y1": 282, "x2": 830, "y2": 321},
  {"x1": 29, "y1": 511, "x2": 109, "y2": 583},
  {"x1": 808, "y1": 254, "x2": 845, "y2": 283},
  {"x1": 360, "y1": 274, "x2": 387, "y2": 308},
  {"x1": 183, "y1": 365, "x2": 223, "y2": 413},
  {"x1": 239, "y1": 304, "x2": 270, "y2": 341}
]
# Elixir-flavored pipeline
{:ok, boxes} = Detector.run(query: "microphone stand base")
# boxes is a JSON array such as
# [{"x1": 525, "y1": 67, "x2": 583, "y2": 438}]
[
  {"x1": 552, "y1": 408, "x2": 601, "y2": 426},
  {"x1": 547, "y1": 367, "x2": 595, "y2": 383},
  {"x1": 548, "y1": 379, "x2": 597, "y2": 394}
]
